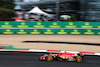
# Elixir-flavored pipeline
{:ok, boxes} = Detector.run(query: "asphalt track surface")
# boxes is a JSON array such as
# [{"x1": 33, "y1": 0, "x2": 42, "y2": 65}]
[{"x1": 0, "y1": 52, "x2": 100, "y2": 67}]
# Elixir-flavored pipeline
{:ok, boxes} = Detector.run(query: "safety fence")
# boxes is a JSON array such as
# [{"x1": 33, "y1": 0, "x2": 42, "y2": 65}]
[
  {"x1": 0, "y1": 21, "x2": 100, "y2": 28},
  {"x1": 0, "y1": 21, "x2": 100, "y2": 35},
  {"x1": 0, "y1": 29, "x2": 100, "y2": 35}
]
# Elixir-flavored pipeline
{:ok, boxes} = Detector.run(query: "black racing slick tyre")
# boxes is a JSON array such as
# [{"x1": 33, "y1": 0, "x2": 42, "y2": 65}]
[
  {"x1": 76, "y1": 56, "x2": 82, "y2": 63},
  {"x1": 46, "y1": 56, "x2": 53, "y2": 61}
]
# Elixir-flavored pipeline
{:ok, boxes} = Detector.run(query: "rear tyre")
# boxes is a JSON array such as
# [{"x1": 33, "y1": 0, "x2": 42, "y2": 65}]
[{"x1": 76, "y1": 56, "x2": 82, "y2": 63}]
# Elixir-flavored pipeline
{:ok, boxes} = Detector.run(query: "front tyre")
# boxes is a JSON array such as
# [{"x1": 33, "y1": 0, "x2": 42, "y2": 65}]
[{"x1": 46, "y1": 56, "x2": 53, "y2": 61}]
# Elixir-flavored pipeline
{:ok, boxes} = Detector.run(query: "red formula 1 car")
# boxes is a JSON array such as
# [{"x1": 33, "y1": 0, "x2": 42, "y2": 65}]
[{"x1": 39, "y1": 52, "x2": 84, "y2": 63}]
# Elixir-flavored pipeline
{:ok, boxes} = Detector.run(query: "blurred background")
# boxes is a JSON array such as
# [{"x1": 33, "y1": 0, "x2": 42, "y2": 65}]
[{"x1": 0, "y1": 0, "x2": 100, "y2": 21}]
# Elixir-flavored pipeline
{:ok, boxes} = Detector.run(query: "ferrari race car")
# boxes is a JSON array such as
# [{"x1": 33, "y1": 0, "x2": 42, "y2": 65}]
[{"x1": 39, "y1": 52, "x2": 84, "y2": 63}]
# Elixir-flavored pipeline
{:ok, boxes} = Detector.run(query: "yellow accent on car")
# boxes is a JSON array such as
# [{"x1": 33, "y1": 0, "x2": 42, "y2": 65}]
[{"x1": 62, "y1": 56, "x2": 65, "y2": 59}]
